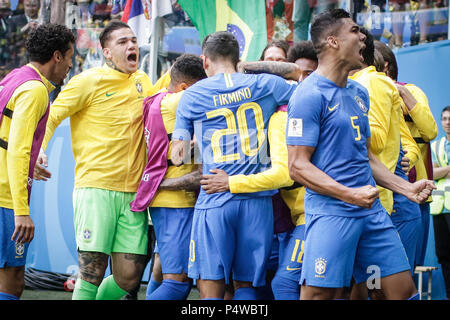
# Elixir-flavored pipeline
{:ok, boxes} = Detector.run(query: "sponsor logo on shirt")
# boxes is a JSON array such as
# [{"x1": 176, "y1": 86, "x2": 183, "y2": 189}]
[
  {"x1": 328, "y1": 103, "x2": 339, "y2": 112},
  {"x1": 288, "y1": 118, "x2": 303, "y2": 137}
]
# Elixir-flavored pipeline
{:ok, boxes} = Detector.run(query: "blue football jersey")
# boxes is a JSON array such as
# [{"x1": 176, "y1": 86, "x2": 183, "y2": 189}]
[
  {"x1": 173, "y1": 72, "x2": 298, "y2": 209},
  {"x1": 286, "y1": 72, "x2": 384, "y2": 217}
]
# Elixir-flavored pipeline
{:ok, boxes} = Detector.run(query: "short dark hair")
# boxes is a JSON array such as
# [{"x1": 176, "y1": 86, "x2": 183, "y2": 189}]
[
  {"x1": 442, "y1": 106, "x2": 450, "y2": 117},
  {"x1": 25, "y1": 24, "x2": 75, "y2": 64},
  {"x1": 360, "y1": 27, "x2": 374, "y2": 67},
  {"x1": 99, "y1": 20, "x2": 131, "y2": 48},
  {"x1": 287, "y1": 40, "x2": 318, "y2": 63},
  {"x1": 373, "y1": 48, "x2": 385, "y2": 72},
  {"x1": 202, "y1": 31, "x2": 240, "y2": 68},
  {"x1": 374, "y1": 40, "x2": 398, "y2": 81},
  {"x1": 310, "y1": 8, "x2": 351, "y2": 54},
  {"x1": 260, "y1": 39, "x2": 290, "y2": 61},
  {"x1": 170, "y1": 54, "x2": 207, "y2": 85}
]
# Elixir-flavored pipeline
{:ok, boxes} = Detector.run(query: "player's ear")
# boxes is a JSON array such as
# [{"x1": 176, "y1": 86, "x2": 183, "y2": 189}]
[
  {"x1": 326, "y1": 35, "x2": 338, "y2": 49},
  {"x1": 178, "y1": 82, "x2": 189, "y2": 91},
  {"x1": 103, "y1": 47, "x2": 112, "y2": 60},
  {"x1": 53, "y1": 50, "x2": 63, "y2": 63}
]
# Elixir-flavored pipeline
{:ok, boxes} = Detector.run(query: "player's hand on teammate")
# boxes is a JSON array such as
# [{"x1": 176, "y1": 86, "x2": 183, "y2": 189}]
[
  {"x1": 12, "y1": 215, "x2": 35, "y2": 244},
  {"x1": 200, "y1": 169, "x2": 230, "y2": 194},
  {"x1": 406, "y1": 179, "x2": 436, "y2": 204},
  {"x1": 349, "y1": 185, "x2": 379, "y2": 209},
  {"x1": 33, "y1": 148, "x2": 51, "y2": 181},
  {"x1": 401, "y1": 150, "x2": 410, "y2": 173}
]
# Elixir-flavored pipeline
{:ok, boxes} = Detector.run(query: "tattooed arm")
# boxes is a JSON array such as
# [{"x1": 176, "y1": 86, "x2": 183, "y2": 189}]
[
  {"x1": 237, "y1": 61, "x2": 301, "y2": 81},
  {"x1": 158, "y1": 165, "x2": 202, "y2": 191}
]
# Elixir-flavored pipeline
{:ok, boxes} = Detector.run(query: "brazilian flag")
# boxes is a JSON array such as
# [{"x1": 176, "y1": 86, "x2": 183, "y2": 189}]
[{"x1": 178, "y1": 0, "x2": 267, "y2": 61}]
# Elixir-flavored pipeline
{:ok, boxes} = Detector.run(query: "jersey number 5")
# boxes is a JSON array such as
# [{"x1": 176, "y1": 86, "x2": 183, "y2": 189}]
[
  {"x1": 350, "y1": 116, "x2": 361, "y2": 141},
  {"x1": 206, "y1": 102, "x2": 266, "y2": 163}
]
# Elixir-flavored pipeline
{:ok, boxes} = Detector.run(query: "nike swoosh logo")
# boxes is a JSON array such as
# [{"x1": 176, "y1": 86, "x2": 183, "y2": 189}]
[
  {"x1": 106, "y1": 92, "x2": 117, "y2": 97},
  {"x1": 286, "y1": 266, "x2": 301, "y2": 271},
  {"x1": 328, "y1": 103, "x2": 339, "y2": 111}
]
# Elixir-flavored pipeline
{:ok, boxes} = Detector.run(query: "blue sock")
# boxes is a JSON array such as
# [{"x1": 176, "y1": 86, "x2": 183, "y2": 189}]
[
  {"x1": 408, "y1": 292, "x2": 420, "y2": 300},
  {"x1": 0, "y1": 292, "x2": 19, "y2": 300},
  {"x1": 233, "y1": 287, "x2": 257, "y2": 300},
  {"x1": 255, "y1": 284, "x2": 274, "y2": 300},
  {"x1": 271, "y1": 275, "x2": 300, "y2": 300},
  {"x1": 145, "y1": 276, "x2": 162, "y2": 300},
  {"x1": 147, "y1": 279, "x2": 191, "y2": 300}
]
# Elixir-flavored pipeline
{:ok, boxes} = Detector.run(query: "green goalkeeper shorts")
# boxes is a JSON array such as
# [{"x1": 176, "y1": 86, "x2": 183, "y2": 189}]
[{"x1": 73, "y1": 187, "x2": 148, "y2": 255}]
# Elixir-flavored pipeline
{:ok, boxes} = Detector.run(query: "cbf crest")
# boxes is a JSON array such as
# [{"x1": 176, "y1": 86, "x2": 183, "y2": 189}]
[
  {"x1": 15, "y1": 242, "x2": 25, "y2": 257},
  {"x1": 315, "y1": 257, "x2": 327, "y2": 277},
  {"x1": 135, "y1": 79, "x2": 143, "y2": 94},
  {"x1": 354, "y1": 96, "x2": 368, "y2": 113}
]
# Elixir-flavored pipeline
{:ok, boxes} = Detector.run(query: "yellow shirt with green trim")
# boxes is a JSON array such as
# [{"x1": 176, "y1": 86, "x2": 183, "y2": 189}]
[
  {"x1": 228, "y1": 110, "x2": 305, "y2": 226},
  {"x1": 401, "y1": 83, "x2": 437, "y2": 181},
  {"x1": 0, "y1": 64, "x2": 55, "y2": 216},
  {"x1": 350, "y1": 66, "x2": 420, "y2": 214},
  {"x1": 149, "y1": 91, "x2": 197, "y2": 208},
  {"x1": 42, "y1": 65, "x2": 171, "y2": 193}
]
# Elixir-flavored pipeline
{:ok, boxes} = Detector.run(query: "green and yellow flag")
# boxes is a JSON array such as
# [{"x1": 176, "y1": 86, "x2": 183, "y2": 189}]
[{"x1": 178, "y1": 0, "x2": 267, "y2": 61}]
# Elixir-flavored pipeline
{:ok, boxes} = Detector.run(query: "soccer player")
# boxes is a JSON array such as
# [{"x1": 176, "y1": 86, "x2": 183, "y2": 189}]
[
  {"x1": 0, "y1": 24, "x2": 75, "y2": 300},
  {"x1": 171, "y1": 31, "x2": 298, "y2": 300},
  {"x1": 259, "y1": 39, "x2": 290, "y2": 62},
  {"x1": 287, "y1": 9, "x2": 434, "y2": 300},
  {"x1": 374, "y1": 40, "x2": 438, "y2": 268},
  {"x1": 33, "y1": 21, "x2": 170, "y2": 300},
  {"x1": 201, "y1": 50, "x2": 319, "y2": 300},
  {"x1": 350, "y1": 28, "x2": 422, "y2": 277},
  {"x1": 130, "y1": 53, "x2": 207, "y2": 300},
  {"x1": 286, "y1": 40, "x2": 318, "y2": 82}
]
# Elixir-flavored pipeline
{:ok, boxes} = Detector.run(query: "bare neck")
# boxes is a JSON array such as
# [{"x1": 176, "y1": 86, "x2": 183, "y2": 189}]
[
  {"x1": 207, "y1": 61, "x2": 237, "y2": 77},
  {"x1": 30, "y1": 61, "x2": 54, "y2": 83},
  {"x1": 316, "y1": 54, "x2": 361, "y2": 88}
]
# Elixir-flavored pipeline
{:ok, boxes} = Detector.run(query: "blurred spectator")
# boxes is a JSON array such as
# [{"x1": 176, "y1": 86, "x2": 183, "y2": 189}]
[
  {"x1": 0, "y1": 0, "x2": 13, "y2": 79},
  {"x1": 9, "y1": 0, "x2": 39, "y2": 34}
]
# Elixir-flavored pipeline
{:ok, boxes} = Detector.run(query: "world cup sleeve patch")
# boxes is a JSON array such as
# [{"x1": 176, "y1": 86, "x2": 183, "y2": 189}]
[{"x1": 288, "y1": 118, "x2": 303, "y2": 137}]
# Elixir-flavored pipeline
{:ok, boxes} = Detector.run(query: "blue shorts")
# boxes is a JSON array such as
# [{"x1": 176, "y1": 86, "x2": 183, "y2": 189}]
[
  {"x1": 266, "y1": 231, "x2": 292, "y2": 272},
  {"x1": 390, "y1": 214, "x2": 421, "y2": 274},
  {"x1": 300, "y1": 209, "x2": 410, "y2": 288},
  {"x1": 274, "y1": 224, "x2": 305, "y2": 282},
  {"x1": 149, "y1": 207, "x2": 193, "y2": 274},
  {"x1": 391, "y1": 195, "x2": 422, "y2": 274},
  {"x1": 415, "y1": 202, "x2": 430, "y2": 266},
  {"x1": 188, "y1": 197, "x2": 273, "y2": 287},
  {"x1": 0, "y1": 207, "x2": 29, "y2": 268}
]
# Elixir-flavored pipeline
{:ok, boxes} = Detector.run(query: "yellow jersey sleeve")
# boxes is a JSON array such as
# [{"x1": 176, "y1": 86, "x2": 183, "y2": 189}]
[
  {"x1": 366, "y1": 76, "x2": 395, "y2": 155},
  {"x1": 42, "y1": 72, "x2": 96, "y2": 150},
  {"x1": 403, "y1": 84, "x2": 438, "y2": 142},
  {"x1": 6, "y1": 82, "x2": 50, "y2": 215},
  {"x1": 229, "y1": 111, "x2": 294, "y2": 193},
  {"x1": 148, "y1": 71, "x2": 171, "y2": 96},
  {"x1": 399, "y1": 111, "x2": 420, "y2": 169}
]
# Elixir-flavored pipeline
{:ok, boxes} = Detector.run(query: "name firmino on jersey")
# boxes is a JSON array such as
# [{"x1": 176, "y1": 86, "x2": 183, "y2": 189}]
[{"x1": 213, "y1": 87, "x2": 252, "y2": 107}]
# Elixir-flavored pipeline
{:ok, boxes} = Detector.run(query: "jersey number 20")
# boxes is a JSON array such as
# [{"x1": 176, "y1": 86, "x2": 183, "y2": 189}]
[{"x1": 206, "y1": 102, "x2": 266, "y2": 163}]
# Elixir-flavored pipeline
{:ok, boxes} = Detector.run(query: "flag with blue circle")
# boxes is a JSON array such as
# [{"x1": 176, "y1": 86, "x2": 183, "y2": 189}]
[{"x1": 178, "y1": 0, "x2": 267, "y2": 61}]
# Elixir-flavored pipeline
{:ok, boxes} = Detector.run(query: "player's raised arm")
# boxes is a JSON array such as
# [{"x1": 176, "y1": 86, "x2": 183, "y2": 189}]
[{"x1": 238, "y1": 61, "x2": 301, "y2": 81}]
